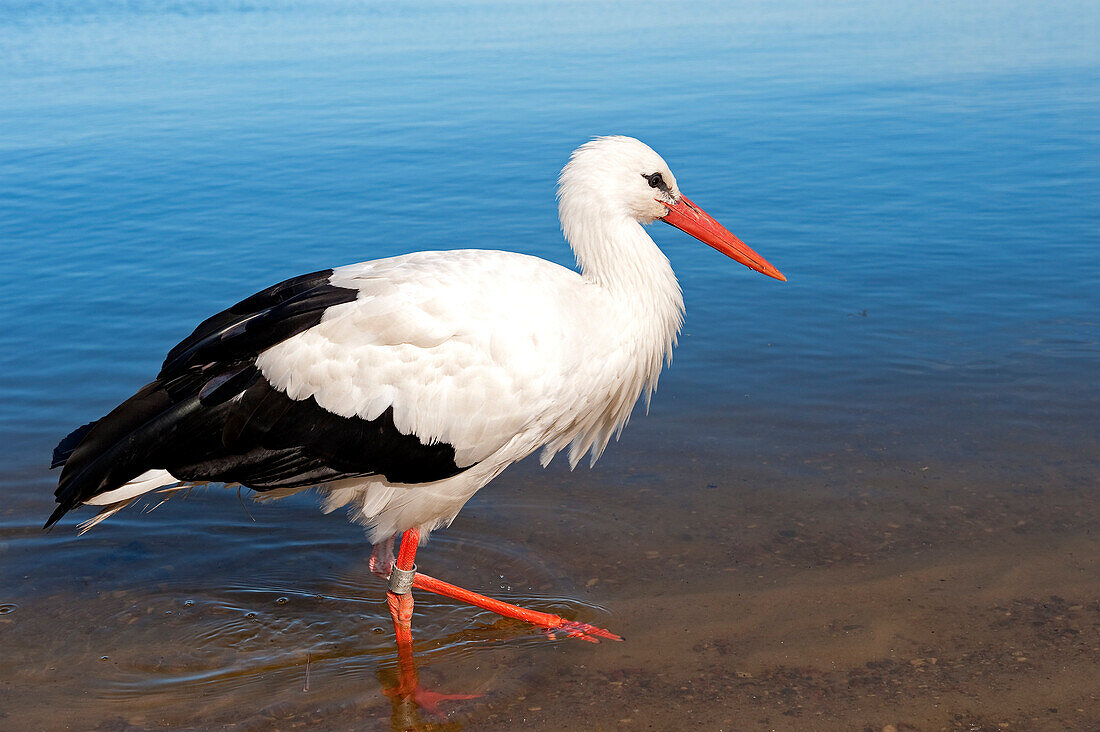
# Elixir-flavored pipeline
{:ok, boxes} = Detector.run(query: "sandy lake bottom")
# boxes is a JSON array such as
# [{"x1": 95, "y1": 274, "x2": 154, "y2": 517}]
[{"x1": 3, "y1": 421, "x2": 1096, "y2": 731}]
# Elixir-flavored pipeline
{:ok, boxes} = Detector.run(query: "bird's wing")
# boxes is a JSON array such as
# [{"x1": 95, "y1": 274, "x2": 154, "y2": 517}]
[
  {"x1": 256, "y1": 250, "x2": 587, "y2": 467},
  {"x1": 49, "y1": 252, "x2": 586, "y2": 525}
]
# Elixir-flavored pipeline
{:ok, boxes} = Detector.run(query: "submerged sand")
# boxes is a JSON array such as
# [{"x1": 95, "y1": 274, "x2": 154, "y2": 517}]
[{"x1": 1, "y1": 435, "x2": 1097, "y2": 730}]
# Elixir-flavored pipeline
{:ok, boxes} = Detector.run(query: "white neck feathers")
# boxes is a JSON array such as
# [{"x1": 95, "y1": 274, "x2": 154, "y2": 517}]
[{"x1": 553, "y1": 176, "x2": 686, "y2": 469}]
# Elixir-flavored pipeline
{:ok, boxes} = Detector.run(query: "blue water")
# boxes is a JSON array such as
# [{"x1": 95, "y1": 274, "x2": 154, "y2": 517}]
[{"x1": 1, "y1": 1, "x2": 1098, "y2": 727}]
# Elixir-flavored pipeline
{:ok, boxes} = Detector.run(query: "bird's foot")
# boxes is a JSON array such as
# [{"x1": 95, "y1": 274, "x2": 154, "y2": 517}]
[
  {"x1": 369, "y1": 534, "x2": 397, "y2": 579},
  {"x1": 543, "y1": 619, "x2": 623, "y2": 644}
]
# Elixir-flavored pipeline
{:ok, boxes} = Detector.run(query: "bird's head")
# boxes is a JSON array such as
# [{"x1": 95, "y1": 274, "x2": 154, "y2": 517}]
[{"x1": 558, "y1": 135, "x2": 785, "y2": 281}]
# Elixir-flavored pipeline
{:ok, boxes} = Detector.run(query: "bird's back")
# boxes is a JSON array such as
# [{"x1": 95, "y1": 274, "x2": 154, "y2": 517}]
[
  {"x1": 264, "y1": 249, "x2": 606, "y2": 467},
  {"x1": 48, "y1": 249, "x2": 623, "y2": 531}
]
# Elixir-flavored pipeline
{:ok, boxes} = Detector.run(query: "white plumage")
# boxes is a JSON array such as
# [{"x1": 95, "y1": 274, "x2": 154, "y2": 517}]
[
  {"x1": 51, "y1": 136, "x2": 784, "y2": 550},
  {"x1": 282, "y1": 242, "x2": 682, "y2": 541}
]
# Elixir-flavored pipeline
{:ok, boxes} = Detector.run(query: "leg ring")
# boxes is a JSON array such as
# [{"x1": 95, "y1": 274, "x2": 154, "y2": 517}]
[{"x1": 388, "y1": 564, "x2": 417, "y2": 595}]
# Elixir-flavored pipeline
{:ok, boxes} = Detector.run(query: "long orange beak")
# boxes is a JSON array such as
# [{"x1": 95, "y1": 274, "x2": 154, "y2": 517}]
[{"x1": 660, "y1": 195, "x2": 786, "y2": 281}]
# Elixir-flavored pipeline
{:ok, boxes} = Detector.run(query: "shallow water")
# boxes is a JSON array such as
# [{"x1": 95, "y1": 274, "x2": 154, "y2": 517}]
[{"x1": 1, "y1": 1, "x2": 1099, "y2": 729}]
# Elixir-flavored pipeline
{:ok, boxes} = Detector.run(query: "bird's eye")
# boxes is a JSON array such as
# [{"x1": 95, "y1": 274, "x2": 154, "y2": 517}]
[{"x1": 643, "y1": 173, "x2": 666, "y2": 190}]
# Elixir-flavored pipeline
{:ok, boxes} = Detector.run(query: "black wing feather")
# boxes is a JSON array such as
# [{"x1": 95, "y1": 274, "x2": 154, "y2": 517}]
[
  {"x1": 161, "y1": 269, "x2": 333, "y2": 372},
  {"x1": 159, "y1": 269, "x2": 357, "y2": 379}
]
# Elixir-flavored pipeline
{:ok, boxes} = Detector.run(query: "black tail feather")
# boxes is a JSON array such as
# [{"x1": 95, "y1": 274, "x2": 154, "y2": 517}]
[
  {"x1": 43, "y1": 503, "x2": 69, "y2": 530},
  {"x1": 47, "y1": 381, "x2": 178, "y2": 528}
]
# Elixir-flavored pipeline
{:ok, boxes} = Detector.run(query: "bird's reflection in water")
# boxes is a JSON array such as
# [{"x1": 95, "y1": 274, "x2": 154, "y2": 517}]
[
  {"x1": 368, "y1": 576, "x2": 618, "y2": 729},
  {"x1": 376, "y1": 631, "x2": 476, "y2": 731}
]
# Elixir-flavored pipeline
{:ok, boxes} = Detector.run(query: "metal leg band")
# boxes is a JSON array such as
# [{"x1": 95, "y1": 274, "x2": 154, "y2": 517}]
[{"x1": 388, "y1": 564, "x2": 417, "y2": 595}]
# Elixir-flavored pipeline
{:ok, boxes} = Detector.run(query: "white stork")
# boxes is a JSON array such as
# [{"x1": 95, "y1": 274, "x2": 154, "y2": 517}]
[{"x1": 48, "y1": 136, "x2": 784, "y2": 645}]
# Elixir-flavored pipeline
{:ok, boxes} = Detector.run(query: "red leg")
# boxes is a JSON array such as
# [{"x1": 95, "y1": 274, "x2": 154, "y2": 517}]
[
  {"x1": 382, "y1": 529, "x2": 476, "y2": 718},
  {"x1": 412, "y1": 571, "x2": 622, "y2": 642},
  {"x1": 386, "y1": 589, "x2": 414, "y2": 648},
  {"x1": 387, "y1": 527, "x2": 621, "y2": 643},
  {"x1": 384, "y1": 527, "x2": 420, "y2": 652}
]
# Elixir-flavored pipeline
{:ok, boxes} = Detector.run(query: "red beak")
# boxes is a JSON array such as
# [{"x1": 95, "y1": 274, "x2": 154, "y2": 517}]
[{"x1": 659, "y1": 195, "x2": 786, "y2": 282}]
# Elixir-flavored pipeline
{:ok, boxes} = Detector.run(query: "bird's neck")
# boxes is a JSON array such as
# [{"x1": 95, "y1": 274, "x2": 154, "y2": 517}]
[
  {"x1": 567, "y1": 214, "x2": 685, "y2": 358},
  {"x1": 547, "y1": 213, "x2": 685, "y2": 469},
  {"x1": 569, "y1": 213, "x2": 681, "y2": 297}
]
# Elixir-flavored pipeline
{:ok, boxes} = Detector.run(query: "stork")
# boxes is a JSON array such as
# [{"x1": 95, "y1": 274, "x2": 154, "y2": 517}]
[{"x1": 47, "y1": 136, "x2": 784, "y2": 659}]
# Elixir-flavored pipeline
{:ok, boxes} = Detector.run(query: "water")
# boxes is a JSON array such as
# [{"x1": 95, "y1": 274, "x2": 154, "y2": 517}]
[{"x1": 1, "y1": 1, "x2": 1098, "y2": 728}]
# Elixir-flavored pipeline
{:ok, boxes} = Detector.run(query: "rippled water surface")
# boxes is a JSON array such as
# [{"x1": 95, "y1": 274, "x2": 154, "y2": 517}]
[{"x1": 2, "y1": 1, "x2": 1098, "y2": 729}]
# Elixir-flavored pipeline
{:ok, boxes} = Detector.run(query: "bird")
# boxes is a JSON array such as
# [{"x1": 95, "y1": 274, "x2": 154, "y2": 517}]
[{"x1": 47, "y1": 135, "x2": 784, "y2": 647}]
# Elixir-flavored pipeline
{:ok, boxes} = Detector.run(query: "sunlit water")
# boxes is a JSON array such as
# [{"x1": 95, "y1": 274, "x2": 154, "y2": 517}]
[{"x1": 1, "y1": 1, "x2": 1098, "y2": 728}]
